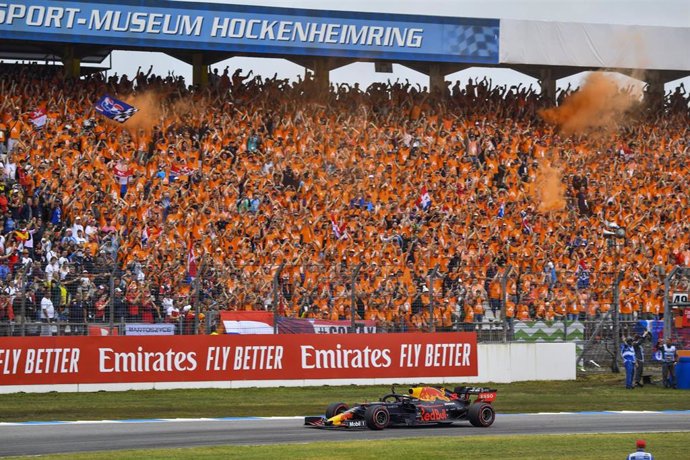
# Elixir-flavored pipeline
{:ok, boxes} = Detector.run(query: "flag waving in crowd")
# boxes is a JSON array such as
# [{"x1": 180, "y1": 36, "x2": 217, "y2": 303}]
[
  {"x1": 141, "y1": 225, "x2": 149, "y2": 248},
  {"x1": 418, "y1": 186, "x2": 431, "y2": 211},
  {"x1": 330, "y1": 213, "x2": 347, "y2": 240},
  {"x1": 29, "y1": 108, "x2": 47, "y2": 130},
  {"x1": 94, "y1": 94, "x2": 138, "y2": 123}
]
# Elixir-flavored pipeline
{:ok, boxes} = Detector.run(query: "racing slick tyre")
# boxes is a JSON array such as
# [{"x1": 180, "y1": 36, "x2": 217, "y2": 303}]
[
  {"x1": 325, "y1": 402, "x2": 349, "y2": 419},
  {"x1": 468, "y1": 402, "x2": 495, "y2": 427},
  {"x1": 364, "y1": 405, "x2": 390, "y2": 430}
]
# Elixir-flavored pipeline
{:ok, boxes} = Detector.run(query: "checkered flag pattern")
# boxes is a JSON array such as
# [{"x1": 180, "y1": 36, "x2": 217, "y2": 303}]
[
  {"x1": 447, "y1": 25, "x2": 499, "y2": 59},
  {"x1": 94, "y1": 94, "x2": 139, "y2": 124},
  {"x1": 111, "y1": 108, "x2": 138, "y2": 123}
]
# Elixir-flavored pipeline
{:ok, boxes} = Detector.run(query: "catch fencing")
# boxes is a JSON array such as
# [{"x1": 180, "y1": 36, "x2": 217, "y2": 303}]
[{"x1": 0, "y1": 262, "x2": 686, "y2": 376}]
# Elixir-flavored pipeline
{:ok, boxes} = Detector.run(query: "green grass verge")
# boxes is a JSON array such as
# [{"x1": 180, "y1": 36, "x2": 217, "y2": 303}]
[
  {"x1": 4, "y1": 433, "x2": 686, "y2": 460},
  {"x1": 1, "y1": 374, "x2": 688, "y2": 422}
]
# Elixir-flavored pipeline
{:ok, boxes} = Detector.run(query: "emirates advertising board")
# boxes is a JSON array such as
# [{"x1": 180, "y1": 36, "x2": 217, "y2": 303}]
[{"x1": 0, "y1": 333, "x2": 477, "y2": 386}]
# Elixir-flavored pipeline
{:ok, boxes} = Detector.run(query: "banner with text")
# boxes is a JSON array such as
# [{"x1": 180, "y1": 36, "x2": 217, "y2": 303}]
[
  {"x1": 277, "y1": 317, "x2": 377, "y2": 334},
  {"x1": 0, "y1": 1, "x2": 499, "y2": 64},
  {"x1": 0, "y1": 332, "x2": 477, "y2": 386},
  {"x1": 125, "y1": 323, "x2": 175, "y2": 336}
]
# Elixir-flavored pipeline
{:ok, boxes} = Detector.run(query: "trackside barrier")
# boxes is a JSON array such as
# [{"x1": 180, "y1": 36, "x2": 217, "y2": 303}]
[{"x1": 0, "y1": 334, "x2": 575, "y2": 393}]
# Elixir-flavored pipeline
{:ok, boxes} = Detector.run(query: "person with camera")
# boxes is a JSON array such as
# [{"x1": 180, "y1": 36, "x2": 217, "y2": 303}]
[
  {"x1": 632, "y1": 331, "x2": 650, "y2": 387},
  {"x1": 660, "y1": 337, "x2": 678, "y2": 389},
  {"x1": 620, "y1": 336, "x2": 636, "y2": 389}
]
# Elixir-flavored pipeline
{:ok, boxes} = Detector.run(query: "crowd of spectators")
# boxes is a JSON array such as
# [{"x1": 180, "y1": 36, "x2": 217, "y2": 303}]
[{"x1": 0, "y1": 62, "x2": 688, "y2": 335}]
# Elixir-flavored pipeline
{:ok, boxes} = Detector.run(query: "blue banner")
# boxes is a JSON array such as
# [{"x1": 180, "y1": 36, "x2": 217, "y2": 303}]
[
  {"x1": 0, "y1": 0, "x2": 499, "y2": 64},
  {"x1": 94, "y1": 94, "x2": 137, "y2": 123}
]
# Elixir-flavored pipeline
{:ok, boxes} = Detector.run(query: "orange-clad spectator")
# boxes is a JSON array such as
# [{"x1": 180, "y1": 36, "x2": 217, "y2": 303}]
[
  {"x1": 620, "y1": 296, "x2": 634, "y2": 321},
  {"x1": 505, "y1": 300, "x2": 515, "y2": 329},
  {"x1": 473, "y1": 296, "x2": 485, "y2": 324},
  {"x1": 463, "y1": 302, "x2": 475, "y2": 329},
  {"x1": 534, "y1": 301, "x2": 546, "y2": 320},
  {"x1": 517, "y1": 304, "x2": 530, "y2": 321},
  {"x1": 488, "y1": 276, "x2": 502, "y2": 318},
  {"x1": 587, "y1": 296, "x2": 600, "y2": 320},
  {"x1": 567, "y1": 300, "x2": 580, "y2": 322},
  {"x1": 0, "y1": 63, "x2": 686, "y2": 336}
]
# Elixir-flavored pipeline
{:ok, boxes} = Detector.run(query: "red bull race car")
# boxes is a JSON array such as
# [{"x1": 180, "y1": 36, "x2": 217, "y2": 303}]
[{"x1": 304, "y1": 385, "x2": 497, "y2": 430}]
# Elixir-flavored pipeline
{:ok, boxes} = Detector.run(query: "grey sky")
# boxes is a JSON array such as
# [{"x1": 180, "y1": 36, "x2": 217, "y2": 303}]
[{"x1": 110, "y1": 0, "x2": 689, "y2": 90}]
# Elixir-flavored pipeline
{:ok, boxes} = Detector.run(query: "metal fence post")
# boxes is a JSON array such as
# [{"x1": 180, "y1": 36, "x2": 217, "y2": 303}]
[
  {"x1": 108, "y1": 241, "x2": 120, "y2": 336},
  {"x1": 351, "y1": 264, "x2": 362, "y2": 333},
  {"x1": 500, "y1": 265, "x2": 513, "y2": 343},
  {"x1": 611, "y1": 269, "x2": 624, "y2": 373},
  {"x1": 20, "y1": 267, "x2": 27, "y2": 337},
  {"x1": 193, "y1": 256, "x2": 205, "y2": 335},
  {"x1": 428, "y1": 264, "x2": 439, "y2": 332},
  {"x1": 663, "y1": 266, "x2": 679, "y2": 342},
  {"x1": 272, "y1": 262, "x2": 285, "y2": 334},
  {"x1": 108, "y1": 271, "x2": 115, "y2": 336},
  {"x1": 563, "y1": 317, "x2": 568, "y2": 341}
]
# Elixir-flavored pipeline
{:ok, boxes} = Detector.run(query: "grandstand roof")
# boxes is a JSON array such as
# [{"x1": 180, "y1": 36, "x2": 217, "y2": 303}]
[
  {"x1": 0, "y1": 0, "x2": 687, "y2": 80},
  {"x1": 500, "y1": 20, "x2": 690, "y2": 72}
]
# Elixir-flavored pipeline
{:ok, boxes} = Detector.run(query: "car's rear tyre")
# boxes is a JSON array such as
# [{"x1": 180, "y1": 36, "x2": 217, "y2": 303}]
[
  {"x1": 364, "y1": 405, "x2": 390, "y2": 430},
  {"x1": 468, "y1": 402, "x2": 495, "y2": 427},
  {"x1": 325, "y1": 402, "x2": 349, "y2": 419}
]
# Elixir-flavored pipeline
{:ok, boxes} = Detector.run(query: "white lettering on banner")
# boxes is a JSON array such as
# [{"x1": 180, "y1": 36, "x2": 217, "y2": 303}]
[
  {"x1": 0, "y1": 4, "x2": 426, "y2": 49},
  {"x1": 206, "y1": 346, "x2": 233, "y2": 371},
  {"x1": 23, "y1": 348, "x2": 79, "y2": 374},
  {"x1": 423, "y1": 343, "x2": 472, "y2": 367},
  {"x1": 98, "y1": 347, "x2": 197, "y2": 373},
  {"x1": 0, "y1": 4, "x2": 79, "y2": 28},
  {"x1": 260, "y1": 20, "x2": 277, "y2": 40},
  {"x1": 232, "y1": 346, "x2": 283, "y2": 370},
  {"x1": 0, "y1": 349, "x2": 21, "y2": 375},
  {"x1": 313, "y1": 325, "x2": 377, "y2": 334},
  {"x1": 399, "y1": 343, "x2": 422, "y2": 368},
  {"x1": 125, "y1": 324, "x2": 175, "y2": 336},
  {"x1": 245, "y1": 18, "x2": 260, "y2": 39},
  {"x1": 88, "y1": 9, "x2": 203, "y2": 36},
  {"x1": 301, "y1": 344, "x2": 392, "y2": 369},
  {"x1": 208, "y1": 18, "x2": 424, "y2": 48}
]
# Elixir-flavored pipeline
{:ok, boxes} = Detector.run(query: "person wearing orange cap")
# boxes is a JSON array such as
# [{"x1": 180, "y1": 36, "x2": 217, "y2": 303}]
[{"x1": 626, "y1": 439, "x2": 653, "y2": 459}]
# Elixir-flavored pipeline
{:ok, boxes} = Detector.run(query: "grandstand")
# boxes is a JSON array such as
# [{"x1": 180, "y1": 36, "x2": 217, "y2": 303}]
[{"x1": 0, "y1": 0, "x2": 688, "y2": 368}]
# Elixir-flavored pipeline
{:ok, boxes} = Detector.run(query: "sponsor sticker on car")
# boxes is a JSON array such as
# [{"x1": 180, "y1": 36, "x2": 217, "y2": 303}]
[{"x1": 345, "y1": 420, "x2": 367, "y2": 427}]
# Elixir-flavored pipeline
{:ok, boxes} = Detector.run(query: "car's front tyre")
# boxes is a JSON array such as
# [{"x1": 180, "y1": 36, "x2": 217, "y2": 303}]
[
  {"x1": 364, "y1": 405, "x2": 390, "y2": 430},
  {"x1": 325, "y1": 402, "x2": 349, "y2": 419}
]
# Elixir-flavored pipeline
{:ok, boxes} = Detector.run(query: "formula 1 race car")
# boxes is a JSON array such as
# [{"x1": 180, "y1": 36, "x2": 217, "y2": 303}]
[{"x1": 304, "y1": 385, "x2": 497, "y2": 430}]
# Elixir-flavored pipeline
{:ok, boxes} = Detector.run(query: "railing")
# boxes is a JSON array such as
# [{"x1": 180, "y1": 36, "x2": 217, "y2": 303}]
[{"x1": 0, "y1": 263, "x2": 685, "y2": 348}]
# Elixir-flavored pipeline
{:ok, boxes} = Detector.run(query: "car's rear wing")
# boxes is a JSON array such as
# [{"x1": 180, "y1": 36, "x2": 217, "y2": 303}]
[{"x1": 453, "y1": 386, "x2": 497, "y2": 402}]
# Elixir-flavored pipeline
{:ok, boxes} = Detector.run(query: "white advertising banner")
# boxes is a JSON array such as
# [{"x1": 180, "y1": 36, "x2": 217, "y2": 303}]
[{"x1": 125, "y1": 324, "x2": 176, "y2": 336}]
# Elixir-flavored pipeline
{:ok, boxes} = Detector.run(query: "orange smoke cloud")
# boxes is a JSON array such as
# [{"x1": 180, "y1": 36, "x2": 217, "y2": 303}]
[
  {"x1": 169, "y1": 96, "x2": 209, "y2": 124},
  {"x1": 122, "y1": 91, "x2": 163, "y2": 141},
  {"x1": 539, "y1": 72, "x2": 640, "y2": 135},
  {"x1": 532, "y1": 161, "x2": 566, "y2": 213}
]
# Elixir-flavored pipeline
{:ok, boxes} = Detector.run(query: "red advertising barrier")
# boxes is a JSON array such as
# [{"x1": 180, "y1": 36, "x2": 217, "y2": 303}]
[{"x1": 0, "y1": 333, "x2": 477, "y2": 386}]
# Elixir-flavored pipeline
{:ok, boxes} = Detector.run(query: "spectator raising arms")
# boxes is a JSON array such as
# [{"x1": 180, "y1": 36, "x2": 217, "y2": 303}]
[{"x1": 0, "y1": 63, "x2": 687, "y2": 333}]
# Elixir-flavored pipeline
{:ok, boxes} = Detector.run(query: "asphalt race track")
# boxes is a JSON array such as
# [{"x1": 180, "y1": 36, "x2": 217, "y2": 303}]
[{"x1": 1, "y1": 411, "x2": 689, "y2": 457}]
